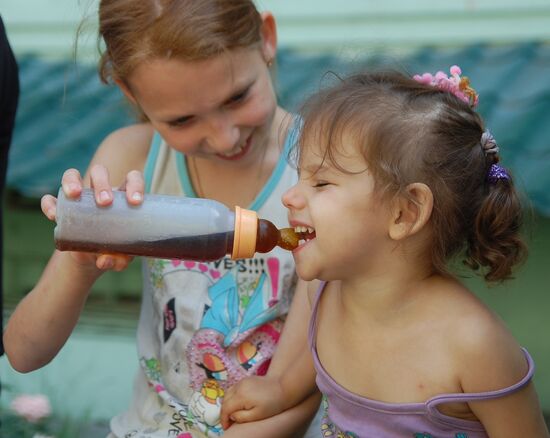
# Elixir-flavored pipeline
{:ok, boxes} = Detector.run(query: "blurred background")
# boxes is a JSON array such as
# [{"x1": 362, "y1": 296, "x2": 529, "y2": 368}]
[{"x1": 1, "y1": 0, "x2": 549, "y2": 435}]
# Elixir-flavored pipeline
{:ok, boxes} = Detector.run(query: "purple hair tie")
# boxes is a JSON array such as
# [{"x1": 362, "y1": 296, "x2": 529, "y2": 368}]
[
  {"x1": 487, "y1": 164, "x2": 510, "y2": 184},
  {"x1": 481, "y1": 130, "x2": 499, "y2": 155}
]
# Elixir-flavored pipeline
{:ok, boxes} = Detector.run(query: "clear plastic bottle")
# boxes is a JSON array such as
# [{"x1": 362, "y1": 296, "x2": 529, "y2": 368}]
[{"x1": 54, "y1": 188, "x2": 299, "y2": 261}]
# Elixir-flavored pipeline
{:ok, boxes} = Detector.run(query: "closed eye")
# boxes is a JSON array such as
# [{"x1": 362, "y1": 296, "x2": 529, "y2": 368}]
[
  {"x1": 225, "y1": 87, "x2": 250, "y2": 107},
  {"x1": 167, "y1": 115, "x2": 194, "y2": 128},
  {"x1": 313, "y1": 181, "x2": 331, "y2": 188}
]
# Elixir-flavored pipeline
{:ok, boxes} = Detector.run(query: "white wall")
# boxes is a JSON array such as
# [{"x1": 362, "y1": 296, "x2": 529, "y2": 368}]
[
  {"x1": 2, "y1": 0, "x2": 550, "y2": 60},
  {"x1": 259, "y1": 0, "x2": 550, "y2": 51}
]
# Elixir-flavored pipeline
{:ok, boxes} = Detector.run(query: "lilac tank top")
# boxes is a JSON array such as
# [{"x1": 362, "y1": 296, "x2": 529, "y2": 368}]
[{"x1": 308, "y1": 282, "x2": 535, "y2": 438}]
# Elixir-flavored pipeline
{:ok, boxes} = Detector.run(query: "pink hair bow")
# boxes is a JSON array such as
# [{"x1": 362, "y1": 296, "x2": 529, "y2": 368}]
[{"x1": 413, "y1": 65, "x2": 479, "y2": 107}]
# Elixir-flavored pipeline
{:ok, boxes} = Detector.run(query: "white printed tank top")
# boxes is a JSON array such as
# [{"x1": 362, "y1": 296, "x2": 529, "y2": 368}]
[{"x1": 110, "y1": 127, "x2": 298, "y2": 438}]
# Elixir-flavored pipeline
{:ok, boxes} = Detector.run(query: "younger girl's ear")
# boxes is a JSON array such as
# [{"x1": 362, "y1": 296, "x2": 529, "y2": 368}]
[
  {"x1": 388, "y1": 183, "x2": 433, "y2": 241},
  {"x1": 260, "y1": 11, "x2": 277, "y2": 63},
  {"x1": 114, "y1": 78, "x2": 137, "y2": 105}
]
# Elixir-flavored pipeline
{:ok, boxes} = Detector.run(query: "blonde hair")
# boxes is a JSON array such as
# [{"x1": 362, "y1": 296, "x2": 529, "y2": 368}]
[{"x1": 98, "y1": 0, "x2": 263, "y2": 84}]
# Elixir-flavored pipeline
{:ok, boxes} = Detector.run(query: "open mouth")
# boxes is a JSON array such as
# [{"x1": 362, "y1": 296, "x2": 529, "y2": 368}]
[
  {"x1": 294, "y1": 226, "x2": 316, "y2": 246},
  {"x1": 216, "y1": 135, "x2": 252, "y2": 161}
]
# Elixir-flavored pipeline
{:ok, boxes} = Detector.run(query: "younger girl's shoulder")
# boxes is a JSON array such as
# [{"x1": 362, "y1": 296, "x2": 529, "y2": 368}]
[{"x1": 439, "y1": 279, "x2": 529, "y2": 394}]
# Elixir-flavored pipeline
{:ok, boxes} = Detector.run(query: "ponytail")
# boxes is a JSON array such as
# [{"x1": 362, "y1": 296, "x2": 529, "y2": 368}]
[{"x1": 465, "y1": 171, "x2": 527, "y2": 282}]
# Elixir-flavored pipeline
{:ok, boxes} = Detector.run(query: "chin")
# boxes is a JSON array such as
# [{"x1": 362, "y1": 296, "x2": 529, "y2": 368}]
[{"x1": 295, "y1": 264, "x2": 321, "y2": 282}]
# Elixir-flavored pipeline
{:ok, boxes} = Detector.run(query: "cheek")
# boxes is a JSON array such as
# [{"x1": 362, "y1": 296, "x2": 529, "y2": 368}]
[
  {"x1": 153, "y1": 127, "x2": 201, "y2": 154},
  {"x1": 239, "y1": 98, "x2": 274, "y2": 128},
  {"x1": 239, "y1": 82, "x2": 276, "y2": 127}
]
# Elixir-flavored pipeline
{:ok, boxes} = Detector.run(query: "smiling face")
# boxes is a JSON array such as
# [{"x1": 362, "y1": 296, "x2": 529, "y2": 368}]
[
  {"x1": 123, "y1": 47, "x2": 278, "y2": 166},
  {"x1": 282, "y1": 133, "x2": 393, "y2": 282}
]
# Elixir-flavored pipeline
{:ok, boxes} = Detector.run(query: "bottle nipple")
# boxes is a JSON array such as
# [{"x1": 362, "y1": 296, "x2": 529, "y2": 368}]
[
  {"x1": 256, "y1": 219, "x2": 299, "y2": 253},
  {"x1": 277, "y1": 228, "x2": 299, "y2": 250},
  {"x1": 232, "y1": 207, "x2": 300, "y2": 259}
]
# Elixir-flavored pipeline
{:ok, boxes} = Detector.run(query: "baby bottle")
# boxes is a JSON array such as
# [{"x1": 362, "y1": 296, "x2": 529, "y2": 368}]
[{"x1": 54, "y1": 188, "x2": 299, "y2": 261}]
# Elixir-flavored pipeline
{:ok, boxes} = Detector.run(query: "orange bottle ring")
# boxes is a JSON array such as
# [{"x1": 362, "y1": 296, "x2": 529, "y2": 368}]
[{"x1": 232, "y1": 206, "x2": 258, "y2": 259}]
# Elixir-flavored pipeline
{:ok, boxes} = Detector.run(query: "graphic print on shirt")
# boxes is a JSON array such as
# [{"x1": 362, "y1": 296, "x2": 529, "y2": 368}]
[
  {"x1": 320, "y1": 395, "x2": 359, "y2": 438},
  {"x1": 186, "y1": 266, "x2": 284, "y2": 435},
  {"x1": 140, "y1": 256, "x2": 285, "y2": 436}
]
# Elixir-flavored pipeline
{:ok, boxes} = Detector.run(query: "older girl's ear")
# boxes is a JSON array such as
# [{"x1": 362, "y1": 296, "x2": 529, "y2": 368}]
[
  {"x1": 260, "y1": 11, "x2": 277, "y2": 64},
  {"x1": 388, "y1": 183, "x2": 433, "y2": 241}
]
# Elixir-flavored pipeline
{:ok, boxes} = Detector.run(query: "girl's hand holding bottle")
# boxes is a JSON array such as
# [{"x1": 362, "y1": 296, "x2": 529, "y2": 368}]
[
  {"x1": 52, "y1": 170, "x2": 302, "y2": 263},
  {"x1": 41, "y1": 165, "x2": 144, "y2": 272}
]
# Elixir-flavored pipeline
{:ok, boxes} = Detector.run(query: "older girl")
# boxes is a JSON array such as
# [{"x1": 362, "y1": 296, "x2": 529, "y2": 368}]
[{"x1": 3, "y1": 1, "x2": 320, "y2": 436}]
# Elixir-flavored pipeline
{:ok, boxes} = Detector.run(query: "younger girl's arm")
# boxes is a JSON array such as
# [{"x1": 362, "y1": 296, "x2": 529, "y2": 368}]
[
  {"x1": 466, "y1": 350, "x2": 549, "y2": 437},
  {"x1": 476, "y1": 380, "x2": 550, "y2": 438},
  {"x1": 220, "y1": 280, "x2": 319, "y2": 432},
  {"x1": 221, "y1": 346, "x2": 317, "y2": 428},
  {"x1": 455, "y1": 317, "x2": 550, "y2": 438},
  {"x1": 221, "y1": 390, "x2": 320, "y2": 438}
]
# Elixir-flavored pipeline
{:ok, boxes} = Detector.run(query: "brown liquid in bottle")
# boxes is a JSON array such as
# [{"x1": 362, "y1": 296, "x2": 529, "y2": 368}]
[
  {"x1": 56, "y1": 220, "x2": 298, "y2": 261},
  {"x1": 56, "y1": 231, "x2": 234, "y2": 262}
]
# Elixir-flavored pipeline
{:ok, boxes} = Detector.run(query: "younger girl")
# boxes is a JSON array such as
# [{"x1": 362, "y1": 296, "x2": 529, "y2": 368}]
[
  {"x1": 220, "y1": 67, "x2": 550, "y2": 437},
  {"x1": 3, "y1": 1, "x2": 319, "y2": 437}
]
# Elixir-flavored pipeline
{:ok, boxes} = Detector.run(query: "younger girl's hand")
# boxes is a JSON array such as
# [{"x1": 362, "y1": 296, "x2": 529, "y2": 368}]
[
  {"x1": 41, "y1": 166, "x2": 145, "y2": 271},
  {"x1": 220, "y1": 375, "x2": 286, "y2": 430}
]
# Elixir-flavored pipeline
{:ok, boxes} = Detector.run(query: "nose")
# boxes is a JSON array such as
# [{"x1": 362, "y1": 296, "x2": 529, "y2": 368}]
[
  {"x1": 282, "y1": 183, "x2": 305, "y2": 210},
  {"x1": 205, "y1": 112, "x2": 240, "y2": 153}
]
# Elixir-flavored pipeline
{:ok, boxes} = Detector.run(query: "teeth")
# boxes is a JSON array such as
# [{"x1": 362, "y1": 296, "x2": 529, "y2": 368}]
[
  {"x1": 293, "y1": 226, "x2": 315, "y2": 234},
  {"x1": 221, "y1": 144, "x2": 244, "y2": 157}
]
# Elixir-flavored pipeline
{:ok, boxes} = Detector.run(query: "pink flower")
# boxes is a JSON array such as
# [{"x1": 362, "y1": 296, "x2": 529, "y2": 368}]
[
  {"x1": 10, "y1": 394, "x2": 52, "y2": 423},
  {"x1": 413, "y1": 65, "x2": 479, "y2": 107},
  {"x1": 450, "y1": 65, "x2": 462, "y2": 75},
  {"x1": 413, "y1": 72, "x2": 433, "y2": 84}
]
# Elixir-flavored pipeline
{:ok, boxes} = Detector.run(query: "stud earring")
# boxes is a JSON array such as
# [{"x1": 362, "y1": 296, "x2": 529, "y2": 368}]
[{"x1": 267, "y1": 58, "x2": 274, "y2": 68}]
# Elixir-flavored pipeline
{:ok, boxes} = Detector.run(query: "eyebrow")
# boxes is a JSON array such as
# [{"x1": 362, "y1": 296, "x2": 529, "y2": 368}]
[{"x1": 300, "y1": 160, "x2": 331, "y2": 176}]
